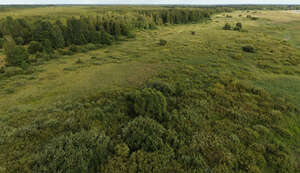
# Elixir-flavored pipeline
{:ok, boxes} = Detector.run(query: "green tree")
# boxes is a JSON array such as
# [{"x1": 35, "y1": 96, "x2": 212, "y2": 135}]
[
  {"x1": 100, "y1": 31, "x2": 113, "y2": 45},
  {"x1": 15, "y1": 36, "x2": 24, "y2": 45},
  {"x1": 0, "y1": 38, "x2": 4, "y2": 48},
  {"x1": 42, "y1": 39, "x2": 53, "y2": 54},
  {"x1": 50, "y1": 25, "x2": 65, "y2": 49},
  {"x1": 122, "y1": 116, "x2": 168, "y2": 152},
  {"x1": 32, "y1": 130, "x2": 110, "y2": 173},
  {"x1": 3, "y1": 35, "x2": 29, "y2": 67},
  {"x1": 28, "y1": 41, "x2": 43, "y2": 54},
  {"x1": 127, "y1": 88, "x2": 167, "y2": 122},
  {"x1": 33, "y1": 20, "x2": 53, "y2": 42}
]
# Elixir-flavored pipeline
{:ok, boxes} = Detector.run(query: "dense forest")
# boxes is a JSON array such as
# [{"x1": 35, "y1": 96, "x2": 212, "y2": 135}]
[
  {"x1": 0, "y1": 7, "x2": 230, "y2": 69},
  {"x1": 0, "y1": 5, "x2": 300, "y2": 173}
]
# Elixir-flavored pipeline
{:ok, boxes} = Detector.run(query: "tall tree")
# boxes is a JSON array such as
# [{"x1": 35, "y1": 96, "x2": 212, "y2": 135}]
[{"x1": 51, "y1": 25, "x2": 65, "y2": 49}]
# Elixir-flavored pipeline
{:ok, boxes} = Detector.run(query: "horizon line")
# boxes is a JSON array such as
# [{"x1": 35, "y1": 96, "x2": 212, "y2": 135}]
[{"x1": 1, "y1": 3, "x2": 300, "y2": 5}]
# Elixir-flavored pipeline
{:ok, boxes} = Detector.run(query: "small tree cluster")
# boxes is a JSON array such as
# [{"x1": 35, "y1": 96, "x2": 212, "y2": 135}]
[
  {"x1": 223, "y1": 22, "x2": 243, "y2": 31},
  {"x1": 127, "y1": 88, "x2": 167, "y2": 122},
  {"x1": 3, "y1": 36, "x2": 28, "y2": 68}
]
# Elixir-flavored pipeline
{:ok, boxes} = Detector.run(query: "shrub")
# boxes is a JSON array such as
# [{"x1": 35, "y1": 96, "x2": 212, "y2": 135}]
[
  {"x1": 28, "y1": 41, "x2": 43, "y2": 54},
  {"x1": 146, "y1": 80, "x2": 175, "y2": 96},
  {"x1": 191, "y1": 31, "x2": 196, "y2": 35},
  {"x1": 58, "y1": 48, "x2": 74, "y2": 55},
  {"x1": 3, "y1": 66, "x2": 23, "y2": 77},
  {"x1": 122, "y1": 116, "x2": 167, "y2": 152},
  {"x1": 85, "y1": 43, "x2": 97, "y2": 51},
  {"x1": 223, "y1": 23, "x2": 231, "y2": 30},
  {"x1": 101, "y1": 31, "x2": 113, "y2": 45},
  {"x1": 0, "y1": 38, "x2": 4, "y2": 48},
  {"x1": 15, "y1": 37, "x2": 24, "y2": 45},
  {"x1": 69, "y1": 45, "x2": 78, "y2": 52},
  {"x1": 159, "y1": 39, "x2": 167, "y2": 46},
  {"x1": 42, "y1": 39, "x2": 53, "y2": 53},
  {"x1": 127, "y1": 88, "x2": 167, "y2": 121},
  {"x1": 234, "y1": 22, "x2": 243, "y2": 31},
  {"x1": 242, "y1": 46, "x2": 256, "y2": 53},
  {"x1": 75, "y1": 58, "x2": 83, "y2": 64},
  {"x1": 32, "y1": 130, "x2": 110, "y2": 173}
]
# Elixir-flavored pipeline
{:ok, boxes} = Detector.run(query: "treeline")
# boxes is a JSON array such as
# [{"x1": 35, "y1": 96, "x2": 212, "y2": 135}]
[{"x1": 0, "y1": 8, "x2": 234, "y2": 68}]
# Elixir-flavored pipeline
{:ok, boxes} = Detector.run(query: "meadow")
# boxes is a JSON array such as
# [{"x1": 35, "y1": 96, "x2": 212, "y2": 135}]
[{"x1": 0, "y1": 5, "x2": 299, "y2": 173}]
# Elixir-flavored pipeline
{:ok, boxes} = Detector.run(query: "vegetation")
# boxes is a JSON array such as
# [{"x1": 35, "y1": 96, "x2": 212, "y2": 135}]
[{"x1": 0, "y1": 5, "x2": 300, "y2": 173}]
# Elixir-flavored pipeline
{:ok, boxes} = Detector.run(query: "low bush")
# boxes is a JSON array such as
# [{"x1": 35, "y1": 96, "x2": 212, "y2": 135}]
[
  {"x1": 15, "y1": 37, "x2": 24, "y2": 45},
  {"x1": 242, "y1": 45, "x2": 256, "y2": 53},
  {"x1": 159, "y1": 39, "x2": 167, "y2": 46},
  {"x1": 234, "y1": 22, "x2": 243, "y2": 31},
  {"x1": 146, "y1": 80, "x2": 175, "y2": 96},
  {"x1": 28, "y1": 41, "x2": 43, "y2": 54},
  {"x1": 223, "y1": 23, "x2": 232, "y2": 30}
]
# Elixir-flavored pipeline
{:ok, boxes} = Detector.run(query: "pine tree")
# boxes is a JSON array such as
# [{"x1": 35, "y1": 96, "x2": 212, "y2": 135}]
[
  {"x1": 51, "y1": 25, "x2": 65, "y2": 49},
  {"x1": 3, "y1": 35, "x2": 29, "y2": 67}
]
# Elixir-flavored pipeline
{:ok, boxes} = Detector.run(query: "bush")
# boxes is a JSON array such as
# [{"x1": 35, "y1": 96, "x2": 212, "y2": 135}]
[
  {"x1": 234, "y1": 22, "x2": 243, "y2": 31},
  {"x1": 69, "y1": 45, "x2": 79, "y2": 52},
  {"x1": 191, "y1": 31, "x2": 196, "y2": 35},
  {"x1": 159, "y1": 39, "x2": 167, "y2": 46},
  {"x1": 242, "y1": 46, "x2": 256, "y2": 53},
  {"x1": 58, "y1": 48, "x2": 74, "y2": 55},
  {"x1": 28, "y1": 41, "x2": 43, "y2": 54},
  {"x1": 223, "y1": 23, "x2": 231, "y2": 30},
  {"x1": 3, "y1": 66, "x2": 23, "y2": 77},
  {"x1": 146, "y1": 80, "x2": 175, "y2": 96},
  {"x1": 101, "y1": 31, "x2": 113, "y2": 45},
  {"x1": 5, "y1": 47, "x2": 29, "y2": 67},
  {"x1": 85, "y1": 43, "x2": 97, "y2": 51},
  {"x1": 32, "y1": 130, "x2": 110, "y2": 173},
  {"x1": 15, "y1": 37, "x2": 24, "y2": 45},
  {"x1": 42, "y1": 39, "x2": 53, "y2": 53},
  {"x1": 0, "y1": 38, "x2": 4, "y2": 48},
  {"x1": 122, "y1": 116, "x2": 168, "y2": 152},
  {"x1": 127, "y1": 88, "x2": 167, "y2": 121}
]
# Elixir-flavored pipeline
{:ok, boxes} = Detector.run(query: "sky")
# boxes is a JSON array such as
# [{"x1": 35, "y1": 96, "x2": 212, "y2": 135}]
[{"x1": 0, "y1": 0, "x2": 300, "y2": 5}]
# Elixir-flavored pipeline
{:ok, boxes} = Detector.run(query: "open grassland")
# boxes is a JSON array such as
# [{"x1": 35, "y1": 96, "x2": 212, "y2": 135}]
[
  {"x1": 0, "y1": 5, "x2": 166, "y2": 19},
  {"x1": 0, "y1": 7, "x2": 300, "y2": 173}
]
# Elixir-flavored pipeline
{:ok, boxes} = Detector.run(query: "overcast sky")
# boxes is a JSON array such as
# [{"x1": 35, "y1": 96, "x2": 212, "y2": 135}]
[{"x1": 0, "y1": 0, "x2": 299, "y2": 5}]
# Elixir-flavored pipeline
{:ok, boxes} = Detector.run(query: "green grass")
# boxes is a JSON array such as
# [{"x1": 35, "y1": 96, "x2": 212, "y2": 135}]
[{"x1": 0, "y1": 8, "x2": 300, "y2": 172}]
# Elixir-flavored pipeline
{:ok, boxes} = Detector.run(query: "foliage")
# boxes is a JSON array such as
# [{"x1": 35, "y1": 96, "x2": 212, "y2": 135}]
[
  {"x1": 159, "y1": 39, "x2": 167, "y2": 46},
  {"x1": 3, "y1": 35, "x2": 29, "y2": 67},
  {"x1": 32, "y1": 130, "x2": 110, "y2": 173},
  {"x1": 234, "y1": 22, "x2": 242, "y2": 31},
  {"x1": 122, "y1": 116, "x2": 169, "y2": 152},
  {"x1": 28, "y1": 41, "x2": 43, "y2": 54},
  {"x1": 223, "y1": 23, "x2": 232, "y2": 30},
  {"x1": 127, "y1": 88, "x2": 167, "y2": 121},
  {"x1": 242, "y1": 45, "x2": 255, "y2": 53}
]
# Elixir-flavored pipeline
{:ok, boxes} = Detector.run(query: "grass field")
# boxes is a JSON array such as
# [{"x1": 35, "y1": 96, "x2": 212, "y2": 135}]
[{"x1": 0, "y1": 7, "x2": 300, "y2": 173}]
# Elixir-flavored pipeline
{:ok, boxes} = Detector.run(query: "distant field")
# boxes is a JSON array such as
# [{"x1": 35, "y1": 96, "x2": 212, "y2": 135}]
[
  {"x1": 0, "y1": 7, "x2": 300, "y2": 173},
  {"x1": 0, "y1": 6, "x2": 164, "y2": 19}
]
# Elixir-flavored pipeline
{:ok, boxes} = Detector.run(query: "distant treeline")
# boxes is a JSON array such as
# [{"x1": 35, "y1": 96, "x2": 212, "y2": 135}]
[{"x1": 0, "y1": 8, "x2": 231, "y2": 50}]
